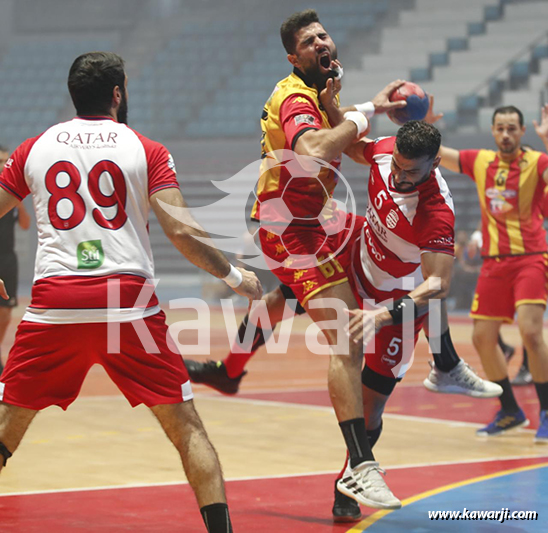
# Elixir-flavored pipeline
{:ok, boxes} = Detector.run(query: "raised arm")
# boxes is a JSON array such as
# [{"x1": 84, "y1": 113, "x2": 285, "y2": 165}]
[
  {"x1": 533, "y1": 103, "x2": 548, "y2": 184},
  {"x1": 438, "y1": 145, "x2": 461, "y2": 173},
  {"x1": 423, "y1": 95, "x2": 461, "y2": 173},
  {"x1": 295, "y1": 79, "x2": 408, "y2": 162},
  {"x1": 150, "y1": 187, "x2": 262, "y2": 305}
]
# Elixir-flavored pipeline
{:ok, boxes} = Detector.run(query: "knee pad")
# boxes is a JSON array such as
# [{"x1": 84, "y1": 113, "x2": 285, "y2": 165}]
[{"x1": 0, "y1": 441, "x2": 12, "y2": 467}]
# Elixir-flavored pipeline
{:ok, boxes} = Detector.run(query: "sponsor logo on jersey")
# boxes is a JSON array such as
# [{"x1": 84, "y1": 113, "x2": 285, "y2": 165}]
[
  {"x1": 364, "y1": 224, "x2": 385, "y2": 262},
  {"x1": 381, "y1": 354, "x2": 397, "y2": 366},
  {"x1": 4, "y1": 158, "x2": 13, "y2": 169},
  {"x1": 77, "y1": 240, "x2": 105, "y2": 269},
  {"x1": 486, "y1": 187, "x2": 516, "y2": 199},
  {"x1": 385, "y1": 209, "x2": 399, "y2": 229},
  {"x1": 294, "y1": 114, "x2": 316, "y2": 126},
  {"x1": 489, "y1": 198, "x2": 513, "y2": 214},
  {"x1": 167, "y1": 154, "x2": 176, "y2": 173},
  {"x1": 366, "y1": 204, "x2": 388, "y2": 243},
  {"x1": 428, "y1": 236, "x2": 454, "y2": 247},
  {"x1": 56, "y1": 131, "x2": 118, "y2": 148}
]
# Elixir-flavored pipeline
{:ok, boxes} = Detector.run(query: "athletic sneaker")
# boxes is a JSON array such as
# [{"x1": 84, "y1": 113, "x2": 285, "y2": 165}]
[
  {"x1": 423, "y1": 361, "x2": 503, "y2": 398},
  {"x1": 535, "y1": 411, "x2": 548, "y2": 443},
  {"x1": 476, "y1": 408, "x2": 529, "y2": 437},
  {"x1": 332, "y1": 480, "x2": 361, "y2": 522},
  {"x1": 185, "y1": 360, "x2": 246, "y2": 395},
  {"x1": 337, "y1": 461, "x2": 401, "y2": 510},
  {"x1": 511, "y1": 365, "x2": 533, "y2": 386}
]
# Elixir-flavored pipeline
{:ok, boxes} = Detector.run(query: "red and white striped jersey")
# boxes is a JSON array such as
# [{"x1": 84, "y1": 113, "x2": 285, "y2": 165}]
[
  {"x1": 351, "y1": 137, "x2": 455, "y2": 304},
  {"x1": 0, "y1": 117, "x2": 179, "y2": 323}
]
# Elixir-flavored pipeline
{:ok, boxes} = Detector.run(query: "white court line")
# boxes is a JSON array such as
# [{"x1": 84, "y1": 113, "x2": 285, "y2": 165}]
[
  {"x1": 1, "y1": 453, "x2": 547, "y2": 498},
  {"x1": 204, "y1": 395, "x2": 538, "y2": 431}
]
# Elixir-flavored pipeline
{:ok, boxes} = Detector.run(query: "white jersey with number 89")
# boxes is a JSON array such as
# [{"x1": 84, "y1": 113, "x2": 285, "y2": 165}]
[{"x1": 0, "y1": 116, "x2": 179, "y2": 323}]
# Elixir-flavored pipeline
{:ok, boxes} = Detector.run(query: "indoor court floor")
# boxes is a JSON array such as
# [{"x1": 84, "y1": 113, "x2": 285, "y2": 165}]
[{"x1": 1, "y1": 301, "x2": 546, "y2": 532}]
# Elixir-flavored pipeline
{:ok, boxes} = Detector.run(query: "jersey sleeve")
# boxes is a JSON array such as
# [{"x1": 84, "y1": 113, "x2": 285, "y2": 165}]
[
  {"x1": 416, "y1": 208, "x2": 455, "y2": 255},
  {"x1": 537, "y1": 152, "x2": 548, "y2": 178},
  {"x1": 137, "y1": 134, "x2": 179, "y2": 196},
  {"x1": 279, "y1": 94, "x2": 323, "y2": 150},
  {"x1": 363, "y1": 137, "x2": 396, "y2": 164},
  {"x1": 459, "y1": 149, "x2": 480, "y2": 180},
  {"x1": 0, "y1": 137, "x2": 36, "y2": 200}
]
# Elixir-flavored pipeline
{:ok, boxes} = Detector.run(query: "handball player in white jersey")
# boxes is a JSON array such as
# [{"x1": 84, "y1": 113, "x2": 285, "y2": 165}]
[{"x1": 0, "y1": 51, "x2": 262, "y2": 533}]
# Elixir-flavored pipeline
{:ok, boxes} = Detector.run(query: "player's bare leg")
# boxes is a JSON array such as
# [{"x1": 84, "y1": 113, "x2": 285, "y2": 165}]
[
  {"x1": 305, "y1": 283, "x2": 363, "y2": 422},
  {"x1": 150, "y1": 401, "x2": 226, "y2": 506},
  {"x1": 305, "y1": 282, "x2": 400, "y2": 510},
  {"x1": 361, "y1": 385, "x2": 390, "y2": 431},
  {"x1": 186, "y1": 286, "x2": 294, "y2": 394},
  {"x1": 0, "y1": 308, "x2": 12, "y2": 372},
  {"x1": 516, "y1": 304, "x2": 548, "y2": 442},
  {"x1": 516, "y1": 304, "x2": 548, "y2": 382},
  {"x1": 472, "y1": 320, "x2": 507, "y2": 380},
  {"x1": 0, "y1": 402, "x2": 38, "y2": 473},
  {"x1": 473, "y1": 319, "x2": 528, "y2": 436},
  {"x1": 423, "y1": 301, "x2": 502, "y2": 397}
]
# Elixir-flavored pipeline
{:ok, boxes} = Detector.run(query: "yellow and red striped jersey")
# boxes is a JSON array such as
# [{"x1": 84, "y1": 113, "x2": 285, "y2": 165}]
[
  {"x1": 460, "y1": 148, "x2": 548, "y2": 257},
  {"x1": 252, "y1": 68, "x2": 341, "y2": 223}
]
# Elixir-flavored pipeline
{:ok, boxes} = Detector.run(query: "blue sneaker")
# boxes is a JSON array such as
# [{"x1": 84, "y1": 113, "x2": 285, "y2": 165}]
[
  {"x1": 476, "y1": 409, "x2": 529, "y2": 436},
  {"x1": 535, "y1": 411, "x2": 548, "y2": 443}
]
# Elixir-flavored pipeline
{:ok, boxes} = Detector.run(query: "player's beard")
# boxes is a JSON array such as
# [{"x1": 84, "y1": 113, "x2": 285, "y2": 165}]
[
  {"x1": 303, "y1": 48, "x2": 338, "y2": 91},
  {"x1": 499, "y1": 140, "x2": 516, "y2": 154},
  {"x1": 393, "y1": 172, "x2": 430, "y2": 193},
  {"x1": 118, "y1": 90, "x2": 129, "y2": 125}
]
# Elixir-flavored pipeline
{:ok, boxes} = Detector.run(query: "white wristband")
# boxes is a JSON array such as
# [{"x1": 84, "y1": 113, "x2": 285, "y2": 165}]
[
  {"x1": 344, "y1": 111, "x2": 369, "y2": 137},
  {"x1": 223, "y1": 264, "x2": 243, "y2": 288},
  {"x1": 355, "y1": 101, "x2": 376, "y2": 119}
]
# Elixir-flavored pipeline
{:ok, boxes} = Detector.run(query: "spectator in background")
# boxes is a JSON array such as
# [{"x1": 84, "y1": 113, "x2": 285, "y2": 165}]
[{"x1": 0, "y1": 145, "x2": 31, "y2": 376}]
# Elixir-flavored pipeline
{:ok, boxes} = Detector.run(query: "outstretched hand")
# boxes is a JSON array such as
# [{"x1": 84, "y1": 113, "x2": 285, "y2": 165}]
[
  {"x1": 371, "y1": 80, "x2": 407, "y2": 115},
  {"x1": 533, "y1": 103, "x2": 548, "y2": 142},
  {"x1": 343, "y1": 308, "x2": 377, "y2": 345},
  {"x1": 232, "y1": 268, "x2": 263, "y2": 312},
  {"x1": 424, "y1": 95, "x2": 444, "y2": 124},
  {"x1": 320, "y1": 60, "x2": 342, "y2": 112}
]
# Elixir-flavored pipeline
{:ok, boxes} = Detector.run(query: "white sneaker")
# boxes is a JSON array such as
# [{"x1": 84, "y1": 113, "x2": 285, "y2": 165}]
[
  {"x1": 336, "y1": 461, "x2": 402, "y2": 510},
  {"x1": 423, "y1": 360, "x2": 503, "y2": 398}
]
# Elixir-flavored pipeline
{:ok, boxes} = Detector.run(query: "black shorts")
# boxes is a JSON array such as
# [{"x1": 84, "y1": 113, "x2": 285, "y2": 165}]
[{"x1": 0, "y1": 254, "x2": 18, "y2": 308}]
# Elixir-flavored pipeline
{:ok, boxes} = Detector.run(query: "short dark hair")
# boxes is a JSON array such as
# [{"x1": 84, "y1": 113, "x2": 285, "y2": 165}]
[
  {"x1": 492, "y1": 105, "x2": 524, "y2": 127},
  {"x1": 395, "y1": 121, "x2": 441, "y2": 160},
  {"x1": 68, "y1": 52, "x2": 125, "y2": 116},
  {"x1": 280, "y1": 9, "x2": 320, "y2": 54},
  {"x1": 0, "y1": 144, "x2": 9, "y2": 154}
]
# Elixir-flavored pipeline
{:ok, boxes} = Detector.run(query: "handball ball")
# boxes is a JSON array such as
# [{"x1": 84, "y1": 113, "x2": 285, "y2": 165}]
[{"x1": 387, "y1": 82, "x2": 429, "y2": 125}]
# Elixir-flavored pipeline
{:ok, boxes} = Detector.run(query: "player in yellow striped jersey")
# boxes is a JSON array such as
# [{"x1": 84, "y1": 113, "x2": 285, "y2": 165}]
[{"x1": 430, "y1": 103, "x2": 548, "y2": 440}]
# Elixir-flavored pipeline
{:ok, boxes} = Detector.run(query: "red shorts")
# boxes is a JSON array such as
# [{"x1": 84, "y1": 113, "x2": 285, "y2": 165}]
[
  {"x1": 363, "y1": 310, "x2": 426, "y2": 379},
  {"x1": 470, "y1": 254, "x2": 548, "y2": 323},
  {"x1": 0, "y1": 311, "x2": 193, "y2": 410},
  {"x1": 259, "y1": 212, "x2": 364, "y2": 305}
]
